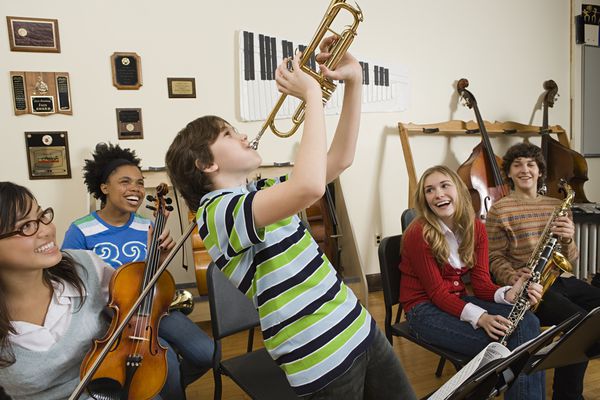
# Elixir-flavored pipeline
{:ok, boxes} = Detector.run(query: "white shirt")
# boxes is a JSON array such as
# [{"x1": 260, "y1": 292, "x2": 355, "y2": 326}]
[
  {"x1": 9, "y1": 253, "x2": 114, "y2": 351},
  {"x1": 439, "y1": 221, "x2": 512, "y2": 329}
]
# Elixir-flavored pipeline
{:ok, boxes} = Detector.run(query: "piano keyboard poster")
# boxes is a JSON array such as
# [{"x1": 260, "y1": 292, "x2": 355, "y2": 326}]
[{"x1": 239, "y1": 30, "x2": 409, "y2": 123}]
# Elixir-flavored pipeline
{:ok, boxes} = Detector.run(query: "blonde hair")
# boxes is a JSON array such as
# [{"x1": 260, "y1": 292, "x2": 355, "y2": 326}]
[{"x1": 411, "y1": 165, "x2": 476, "y2": 269}]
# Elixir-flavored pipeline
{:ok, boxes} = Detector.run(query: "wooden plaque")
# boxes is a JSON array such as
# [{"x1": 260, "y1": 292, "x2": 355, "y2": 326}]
[
  {"x1": 10, "y1": 71, "x2": 72, "y2": 116},
  {"x1": 6, "y1": 16, "x2": 60, "y2": 53},
  {"x1": 25, "y1": 131, "x2": 71, "y2": 179},
  {"x1": 116, "y1": 108, "x2": 143, "y2": 139},
  {"x1": 111, "y1": 52, "x2": 142, "y2": 90},
  {"x1": 167, "y1": 77, "x2": 196, "y2": 98}
]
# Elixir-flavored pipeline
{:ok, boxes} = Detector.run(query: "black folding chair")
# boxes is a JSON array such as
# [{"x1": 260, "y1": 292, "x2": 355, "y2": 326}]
[
  {"x1": 378, "y1": 234, "x2": 469, "y2": 377},
  {"x1": 206, "y1": 263, "x2": 299, "y2": 400}
]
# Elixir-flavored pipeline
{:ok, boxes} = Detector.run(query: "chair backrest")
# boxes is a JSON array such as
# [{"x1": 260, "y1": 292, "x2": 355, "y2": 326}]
[
  {"x1": 377, "y1": 235, "x2": 402, "y2": 310},
  {"x1": 207, "y1": 263, "x2": 261, "y2": 340},
  {"x1": 401, "y1": 208, "x2": 416, "y2": 232}
]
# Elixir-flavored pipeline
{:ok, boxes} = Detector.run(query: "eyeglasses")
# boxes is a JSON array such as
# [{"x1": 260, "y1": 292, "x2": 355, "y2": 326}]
[{"x1": 0, "y1": 208, "x2": 54, "y2": 240}]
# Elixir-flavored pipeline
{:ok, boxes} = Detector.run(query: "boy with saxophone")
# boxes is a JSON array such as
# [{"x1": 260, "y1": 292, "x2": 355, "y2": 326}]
[
  {"x1": 165, "y1": 37, "x2": 416, "y2": 399},
  {"x1": 486, "y1": 142, "x2": 600, "y2": 400}
]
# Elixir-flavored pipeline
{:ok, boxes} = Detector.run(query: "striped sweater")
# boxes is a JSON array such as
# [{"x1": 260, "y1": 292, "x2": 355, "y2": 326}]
[
  {"x1": 485, "y1": 194, "x2": 578, "y2": 286},
  {"x1": 196, "y1": 175, "x2": 375, "y2": 396}
]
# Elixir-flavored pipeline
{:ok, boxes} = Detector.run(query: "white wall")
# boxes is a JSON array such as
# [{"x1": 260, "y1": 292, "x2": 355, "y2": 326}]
[{"x1": 1, "y1": 0, "x2": 585, "y2": 278}]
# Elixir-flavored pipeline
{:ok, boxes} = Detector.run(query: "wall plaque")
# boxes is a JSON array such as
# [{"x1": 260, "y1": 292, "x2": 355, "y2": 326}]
[
  {"x1": 116, "y1": 108, "x2": 143, "y2": 139},
  {"x1": 25, "y1": 132, "x2": 71, "y2": 179},
  {"x1": 111, "y1": 52, "x2": 142, "y2": 89},
  {"x1": 6, "y1": 16, "x2": 60, "y2": 53},
  {"x1": 10, "y1": 71, "x2": 72, "y2": 116},
  {"x1": 167, "y1": 77, "x2": 196, "y2": 98}
]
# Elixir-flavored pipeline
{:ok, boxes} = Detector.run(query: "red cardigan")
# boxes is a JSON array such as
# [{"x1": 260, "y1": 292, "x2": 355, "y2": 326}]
[{"x1": 399, "y1": 219, "x2": 499, "y2": 318}]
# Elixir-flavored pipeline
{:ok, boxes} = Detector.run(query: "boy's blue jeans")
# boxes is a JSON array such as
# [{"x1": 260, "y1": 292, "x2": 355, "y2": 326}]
[
  {"x1": 406, "y1": 298, "x2": 545, "y2": 400},
  {"x1": 300, "y1": 327, "x2": 417, "y2": 400}
]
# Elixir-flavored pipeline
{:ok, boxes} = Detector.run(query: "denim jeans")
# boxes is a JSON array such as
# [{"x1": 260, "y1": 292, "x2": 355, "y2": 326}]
[
  {"x1": 158, "y1": 310, "x2": 214, "y2": 399},
  {"x1": 406, "y1": 298, "x2": 545, "y2": 400},
  {"x1": 300, "y1": 327, "x2": 416, "y2": 400}
]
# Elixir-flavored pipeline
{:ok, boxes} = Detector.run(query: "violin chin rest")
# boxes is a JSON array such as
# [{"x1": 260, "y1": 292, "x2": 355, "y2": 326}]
[{"x1": 87, "y1": 377, "x2": 123, "y2": 400}]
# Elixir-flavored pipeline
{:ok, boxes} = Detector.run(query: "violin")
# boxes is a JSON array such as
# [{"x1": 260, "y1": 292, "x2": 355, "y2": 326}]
[
  {"x1": 78, "y1": 183, "x2": 175, "y2": 400},
  {"x1": 539, "y1": 80, "x2": 590, "y2": 203},
  {"x1": 456, "y1": 78, "x2": 509, "y2": 219}
]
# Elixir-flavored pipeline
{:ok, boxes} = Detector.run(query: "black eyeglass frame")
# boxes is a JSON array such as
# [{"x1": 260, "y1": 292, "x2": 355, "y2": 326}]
[{"x1": 0, "y1": 207, "x2": 54, "y2": 240}]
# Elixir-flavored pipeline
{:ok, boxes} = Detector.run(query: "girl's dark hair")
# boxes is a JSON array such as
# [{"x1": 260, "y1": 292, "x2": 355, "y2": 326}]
[
  {"x1": 0, "y1": 182, "x2": 86, "y2": 367},
  {"x1": 502, "y1": 142, "x2": 547, "y2": 190},
  {"x1": 165, "y1": 115, "x2": 229, "y2": 212},
  {"x1": 83, "y1": 143, "x2": 141, "y2": 203}
]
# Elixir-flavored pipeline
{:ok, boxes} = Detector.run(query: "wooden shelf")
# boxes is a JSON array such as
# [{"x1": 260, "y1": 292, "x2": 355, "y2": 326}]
[{"x1": 398, "y1": 120, "x2": 569, "y2": 207}]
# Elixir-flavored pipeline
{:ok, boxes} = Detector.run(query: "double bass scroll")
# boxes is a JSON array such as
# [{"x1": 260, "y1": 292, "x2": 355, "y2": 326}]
[{"x1": 539, "y1": 80, "x2": 591, "y2": 203}]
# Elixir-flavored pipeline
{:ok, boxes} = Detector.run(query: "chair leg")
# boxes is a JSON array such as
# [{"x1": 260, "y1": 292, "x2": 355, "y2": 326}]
[
  {"x1": 435, "y1": 356, "x2": 447, "y2": 377},
  {"x1": 213, "y1": 367, "x2": 223, "y2": 400}
]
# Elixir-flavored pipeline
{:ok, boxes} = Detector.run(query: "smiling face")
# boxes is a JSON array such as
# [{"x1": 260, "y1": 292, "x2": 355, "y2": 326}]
[
  {"x1": 101, "y1": 164, "x2": 145, "y2": 213},
  {"x1": 423, "y1": 171, "x2": 459, "y2": 228},
  {"x1": 508, "y1": 156, "x2": 540, "y2": 197},
  {"x1": 0, "y1": 199, "x2": 61, "y2": 273}
]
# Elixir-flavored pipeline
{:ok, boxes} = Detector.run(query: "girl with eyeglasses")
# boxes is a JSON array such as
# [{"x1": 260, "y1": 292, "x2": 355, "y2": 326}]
[{"x1": 0, "y1": 181, "x2": 115, "y2": 399}]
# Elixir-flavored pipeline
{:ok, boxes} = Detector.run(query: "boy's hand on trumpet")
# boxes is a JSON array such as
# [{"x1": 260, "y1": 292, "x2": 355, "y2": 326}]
[
  {"x1": 275, "y1": 51, "x2": 321, "y2": 101},
  {"x1": 316, "y1": 35, "x2": 362, "y2": 85}
]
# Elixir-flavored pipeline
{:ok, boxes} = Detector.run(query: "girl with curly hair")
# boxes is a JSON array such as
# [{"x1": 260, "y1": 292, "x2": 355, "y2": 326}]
[{"x1": 62, "y1": 143, "x2": 213, "y2": 399}]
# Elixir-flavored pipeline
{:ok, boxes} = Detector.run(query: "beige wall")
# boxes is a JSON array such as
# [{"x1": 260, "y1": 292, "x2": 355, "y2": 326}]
[{"x1": 2, "y1": 0, "x2": 593, "y2": 279}]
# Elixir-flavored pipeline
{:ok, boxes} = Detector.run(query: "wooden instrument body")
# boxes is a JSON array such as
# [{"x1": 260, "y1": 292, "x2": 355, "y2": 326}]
[
  {"x1": 80, "y1": 262, "x2": 175, "y2": 399},
  {"x1": 458, "y1": 143, "x2": 509, "y2": 219}
]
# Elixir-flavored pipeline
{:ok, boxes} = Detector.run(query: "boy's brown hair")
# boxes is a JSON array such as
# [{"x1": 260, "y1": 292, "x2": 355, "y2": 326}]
[
  {"x1": 166, "y1": 115, "x2": 229, "y2": 211},
  {"x1": 502, "y1": 142, "x2": 547, "y2": 190}
]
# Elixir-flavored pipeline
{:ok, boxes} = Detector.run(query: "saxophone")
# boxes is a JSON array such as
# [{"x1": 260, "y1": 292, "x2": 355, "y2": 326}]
[{"x1": 499, "y1": 180, "x2": 575, "y2": 346}]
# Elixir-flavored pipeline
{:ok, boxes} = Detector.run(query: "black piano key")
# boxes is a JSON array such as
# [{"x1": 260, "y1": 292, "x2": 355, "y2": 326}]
[
  {"x1": 310, "y1": 52, "x2": 316, "y2": 71},
  {"x1": 380, "y1": 67, "x2": 385, "y2": 87},
  {"x1": 384, "y1": 68, "x2": 389, "y2": 87},
  {"x1": 265, "y1": 36, "x2": 272, "y2": 80},
  {"x1": 271, "y1": 37, "x2": 278, "y2": 78},
  {"x1": 259, "y1": 34, "x2": 266, "y2": 81},
  {"x1": 249, "y1": 32, "x2": 255, "y2": 81},
  {"x1": 287, "y1": 41, "x2": 293, "y2": 59},
  {"x1": 243, "y1": 31, "x2": 250, "y2": 81},
  {"x1": 364, "y1": 62, "x2": 369, "y2": 85},
  {"x1": 359, "y1": 61, "x2": 365, "y2": 84},
  {"x1": 374, "y1": 65, "x2": 379, "y2": 86}
]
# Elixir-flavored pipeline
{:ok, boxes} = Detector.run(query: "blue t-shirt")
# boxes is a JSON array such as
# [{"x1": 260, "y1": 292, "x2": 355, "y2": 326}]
[{"x1": 62, "y1": 211, "x2": 151, "y2": 268}]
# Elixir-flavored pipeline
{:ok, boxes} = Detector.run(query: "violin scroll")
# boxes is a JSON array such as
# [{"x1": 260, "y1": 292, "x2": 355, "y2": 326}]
[{"x1": 457, "y1": 78, "x2": 475, "y2": 109}]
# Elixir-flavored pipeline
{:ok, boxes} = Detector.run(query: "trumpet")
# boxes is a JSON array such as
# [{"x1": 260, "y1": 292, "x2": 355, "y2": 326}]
[{"x1": 249, "y1": 0, "x2": 363, "y2": 150}]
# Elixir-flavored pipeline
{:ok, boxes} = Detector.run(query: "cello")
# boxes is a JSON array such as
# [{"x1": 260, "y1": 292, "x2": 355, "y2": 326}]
[
  {"x1": 77, "y1": 183, "x2": 175, "y2": 400},
  {"x1": 456, "y1": 78, "x2": 509, "y2": 220},
  {"x1": 539, "y1": 80, "x2": 591, "y2": 203}
]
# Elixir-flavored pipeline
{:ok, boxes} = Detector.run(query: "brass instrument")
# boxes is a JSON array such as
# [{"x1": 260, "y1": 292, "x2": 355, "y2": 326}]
[
  {"x1": 499, "y1": 180, "x2": 574, "y2": 346},
  {"x1": 248, "y1": 0, "x2": 363, "y2": 149},
  {"x1": 169, "y1": 289, "x2": 195, "y2": 315}
]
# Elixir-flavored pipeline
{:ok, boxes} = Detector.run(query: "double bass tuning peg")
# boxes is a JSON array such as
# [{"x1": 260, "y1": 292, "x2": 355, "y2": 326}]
[
  {"x1": 165, "y1": 198, "x2": 173, "y2": 205},
  {"x1": 166, "y1": 206, "x2": 174, "y2": 212},
  {"x1": 146, "y1": 205, "x2": 157, "y2": 211},
  {"x1": 146, "y1": 195, "x2": 156, "y2": 202}
]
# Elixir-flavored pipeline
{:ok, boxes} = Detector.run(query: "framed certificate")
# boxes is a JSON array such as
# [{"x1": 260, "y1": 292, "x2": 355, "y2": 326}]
[
  {"x1": 25, "y1": 132, "x2": 71, "y2": 179},
  {"x1": 6, "y1": 16, "x2": 60, "y2": 53},
  {"x1": 167, "y1": 77, "x2": 196, "y2": 98}
]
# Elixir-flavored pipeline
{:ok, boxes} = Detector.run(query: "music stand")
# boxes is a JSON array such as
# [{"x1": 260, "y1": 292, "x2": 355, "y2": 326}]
[
  {"x1": 528, "y1": 306, "x2": 600, "y2": 373},
  {"x1": 440, "y1": 313, "x2": 580, "y2": 400}
]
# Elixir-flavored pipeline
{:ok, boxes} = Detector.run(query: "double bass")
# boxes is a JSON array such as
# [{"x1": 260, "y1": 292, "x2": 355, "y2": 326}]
[
  {"x1": 456, "y1": 78, "x2": 509, "y2": 219},
  {"x1": 539, "y1": 80, "x2": 591, "y2": 203},
  {"x1": 77, "y1": 184, "x2": 175, "y2": 400}
]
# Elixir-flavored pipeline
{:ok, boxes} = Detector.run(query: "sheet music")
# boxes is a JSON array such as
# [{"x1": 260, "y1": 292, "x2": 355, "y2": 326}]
[
  {"x1": 429, "y1": 326, "x2": 558, "y2": 400},
  {"x1": 428, "y1": 343, "x2": 510, "y2": 400}
]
